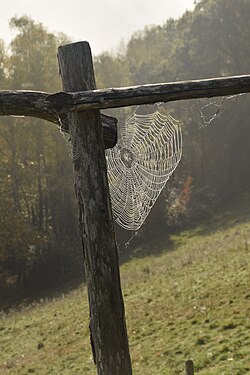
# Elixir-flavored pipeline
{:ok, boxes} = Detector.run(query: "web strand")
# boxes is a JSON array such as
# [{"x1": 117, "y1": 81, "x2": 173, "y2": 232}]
[{"x1": 106, "y1": 109, "x2": 182, "y2": 231}]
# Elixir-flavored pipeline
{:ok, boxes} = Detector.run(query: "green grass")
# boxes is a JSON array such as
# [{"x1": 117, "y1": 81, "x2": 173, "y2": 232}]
[{"x1": 1, "y1": 208, "x2": 250, "y2": 374}]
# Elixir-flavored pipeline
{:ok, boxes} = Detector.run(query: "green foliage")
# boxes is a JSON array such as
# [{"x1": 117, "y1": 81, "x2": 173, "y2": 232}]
[
  {"x1": 0, "y1": 206, "x2": 249, "y2": 374},
  {"x1": 0, "y1": 40, "x2": 7, "y2": 88},
  {"x1": 0, "y1": 18, "x2": 81, "y2": 301},
  {"x1": 1, "y1": 0, "x2": 250, "y2": 302},
  {"x1": 95, "y1": 52, "x2": 132, "y2": 88},
  {"x1": 9, "y1": 16, "x2": 67, "y2": 91}
]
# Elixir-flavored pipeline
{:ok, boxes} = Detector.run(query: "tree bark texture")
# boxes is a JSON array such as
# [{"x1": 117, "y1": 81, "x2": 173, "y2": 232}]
[
  {"x1": 0, "y1": 91, "x2": 117, "y2": 149},
  {"x1": 57, "y1": 41, "x2": 132, "y2": 375},
  {"x1": 46, "y1": 74, "x2": 250, "y2": 112}
]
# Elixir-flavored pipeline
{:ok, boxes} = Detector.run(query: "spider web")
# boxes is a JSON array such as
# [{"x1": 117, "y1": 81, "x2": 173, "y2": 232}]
[
  {"x1": 105, "y1": 109, "x2": 182, "y2": 231},
  {"x1": 57, "y1": 113, "x2": 82, "y2": 161},
  {"x1": 198, "y1": 94, "x2": 245, "y2": 126}
]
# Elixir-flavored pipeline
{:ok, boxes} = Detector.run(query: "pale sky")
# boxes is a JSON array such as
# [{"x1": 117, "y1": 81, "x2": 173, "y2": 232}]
[{"x1": 0, "y1": 0, "x2": 195, "y2": 55}]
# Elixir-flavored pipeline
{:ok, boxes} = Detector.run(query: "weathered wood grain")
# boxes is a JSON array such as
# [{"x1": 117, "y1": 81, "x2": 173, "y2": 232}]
[
  {"x1": 58, "y1": 41, "x2": 132, "y2": 375},
  {"x1": 185, "y1": 359, "x2": 195, "y2": 375},
  {"x1": 0, "y1": 90, "x2": 55, "y2": 121},
  {"x1": 46, "y1": 74, "x2": 250, "y2": 112},
  {"x1": 1, "y1": 74, "x2": 249, "y2": 148},
  {"x1": 0, "y1": 91, "x2": 117, "y2": 149}
]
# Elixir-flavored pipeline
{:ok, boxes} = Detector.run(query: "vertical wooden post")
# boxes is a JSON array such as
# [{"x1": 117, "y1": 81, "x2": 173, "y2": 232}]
[
  {"x1": 185, "y1": 359, "x2": 194, "y2": 375},
  {"x1": 57, "y1": 42, "x2": 132, "y2": 375}
]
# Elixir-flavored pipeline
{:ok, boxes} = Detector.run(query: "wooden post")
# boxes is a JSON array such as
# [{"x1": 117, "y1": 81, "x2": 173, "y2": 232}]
[
  {"x1": 185, "y1": 359, "x2": 194, "y2": 375},
  {"x1": 57, "y1": 41, "x2": 132, "y2": 375}
]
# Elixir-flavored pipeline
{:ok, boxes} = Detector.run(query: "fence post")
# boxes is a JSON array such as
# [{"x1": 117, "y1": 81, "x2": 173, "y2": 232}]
[
  {"x1": 57, "y1": 41, "x2": 132, "y2": 375},
  {"x1": 185, "y1": 359, "x2": 194, "y2": 375}
]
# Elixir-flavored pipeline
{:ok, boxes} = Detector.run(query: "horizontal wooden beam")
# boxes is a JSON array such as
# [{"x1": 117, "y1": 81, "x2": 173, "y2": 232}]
[
  {"x1": 0, "y1": 91, "x2": 117, "y2": 149},
  {"x1": 0, "y1": 90, "x2": 55, "y2": 122},
  {"x1": 46, "y1": 74, "x2": 250, "y2": 112},
  {"x1": 1, "y1": 74, "x2": 249, "y2": 148}
]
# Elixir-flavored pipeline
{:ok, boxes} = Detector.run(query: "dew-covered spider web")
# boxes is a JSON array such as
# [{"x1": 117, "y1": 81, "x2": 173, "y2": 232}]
[
  {"x1": 105, "y1": 109, "x2": 182, "y2": 231},
  {"x1": 198, "y1": 94, "x2": 245, "y2": 126}
]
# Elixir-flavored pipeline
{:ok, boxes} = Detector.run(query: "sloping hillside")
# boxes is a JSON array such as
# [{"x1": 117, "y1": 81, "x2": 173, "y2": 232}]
[{"x1": 0, "y1": 205, "x2": 250, "y2": 374}]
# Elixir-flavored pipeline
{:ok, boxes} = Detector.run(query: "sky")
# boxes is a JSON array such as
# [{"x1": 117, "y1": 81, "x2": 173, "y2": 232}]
[{"x1": 0, "y1": 0, "x2": 195, "y2": 55}]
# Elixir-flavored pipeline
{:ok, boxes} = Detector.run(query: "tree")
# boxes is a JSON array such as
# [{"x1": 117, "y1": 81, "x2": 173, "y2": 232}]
[{"x1": 0, "y1": 18, "x2": 82, "y2": 303}]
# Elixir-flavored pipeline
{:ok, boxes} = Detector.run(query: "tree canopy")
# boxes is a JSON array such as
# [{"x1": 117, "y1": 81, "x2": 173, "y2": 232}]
[
  {"x1": 0, "y1": 17, "x2": 82, "y2": 304},
  {"x1": 0, "y1": 0, "x2": 250, "y2": 304}
]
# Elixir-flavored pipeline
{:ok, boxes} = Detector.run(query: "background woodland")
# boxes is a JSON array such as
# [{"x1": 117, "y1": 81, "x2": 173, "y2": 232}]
[{"x1": 0, "y1": 0, "x2": 249, "y2": 305}]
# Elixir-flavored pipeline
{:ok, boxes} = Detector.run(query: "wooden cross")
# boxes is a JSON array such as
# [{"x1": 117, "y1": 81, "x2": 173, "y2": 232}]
[{"x1": 0, "y1": 41, "x2": 250, "y2": 375}]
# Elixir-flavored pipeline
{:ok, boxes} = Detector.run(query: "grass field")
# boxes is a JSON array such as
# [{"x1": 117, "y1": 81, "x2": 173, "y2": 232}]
[{"x1": 0, "y1": 203, "x2": 250, "y2": 374}]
